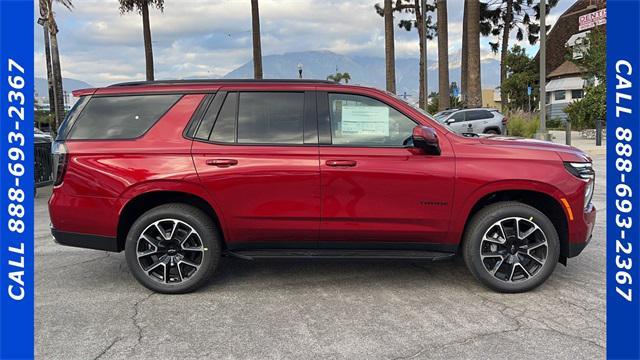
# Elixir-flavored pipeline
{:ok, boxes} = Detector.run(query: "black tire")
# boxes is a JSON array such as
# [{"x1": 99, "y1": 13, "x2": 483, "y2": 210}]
[
  {"x1": 484, "y1": 128, "x2": 500, "y2": 135},
  {"x1": 462, "y1": 201, "x2": 560, "y2": 293},
  {"x1": 125, "y1": 203, "x2": 221, "y2": 294}
]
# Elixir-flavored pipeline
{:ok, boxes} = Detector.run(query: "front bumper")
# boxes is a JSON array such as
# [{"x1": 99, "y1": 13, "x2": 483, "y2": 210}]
[{"x1": 566, "y1": 202, "x2": 596, "y2": 258}]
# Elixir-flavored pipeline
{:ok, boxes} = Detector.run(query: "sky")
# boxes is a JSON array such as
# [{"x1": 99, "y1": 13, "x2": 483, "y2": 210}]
[{"x1": 34, "y1": 0, "x2": 574, "y2": 87}]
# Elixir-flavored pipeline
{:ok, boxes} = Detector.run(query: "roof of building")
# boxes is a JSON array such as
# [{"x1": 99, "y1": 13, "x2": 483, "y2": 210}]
[
  {"x1": 547, "y1": 60, "x2": 584, "y2": 79},
  {"x1": 536, "y1": 0, "x2": 606, "y2": 76}
]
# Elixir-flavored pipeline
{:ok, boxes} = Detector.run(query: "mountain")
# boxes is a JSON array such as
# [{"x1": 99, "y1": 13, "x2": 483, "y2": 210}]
[
  {"x1": 34, "y1": 77, "x2": 93, "y2": 98},
  {"x1": 223, "y1": 50, "x2": 500, "y2": 98}
]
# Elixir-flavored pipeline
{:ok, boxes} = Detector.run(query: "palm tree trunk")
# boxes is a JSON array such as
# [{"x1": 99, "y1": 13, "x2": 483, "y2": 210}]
[
  {"x1": 251, "y1": 0, "x2": 263, "y2": 79},
  {"x1": 49, "y1": 28, "x2": 65, "y2": 135},
  {"x1": 461, "y1": 0, "x2": 468, "y2": 104},
  {"x1": 466, "y1": 0, "x2": 482, "y2": 107},
  {"x1": 42, "y1": 24, "x2": 55, "y2": 116},
  {"x1": 415, "y1": 0, "x2": 426, "y2": 110},
  {"x1": 141, "y1": 2, "x2": 155, "y2": 81},
  {"x1": 384, "y1": 0, "x2": 396, "y2": 93},
  {"x1": 500, "y1": 0, "x2": 513, "y2": 110},
  {"x1": 436, "y1": 0, "x2": 449, "y2": 110}
]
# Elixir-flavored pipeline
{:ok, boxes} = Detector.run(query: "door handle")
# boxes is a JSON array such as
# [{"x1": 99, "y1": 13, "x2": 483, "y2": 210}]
[
  {"x1": 325, "y1": 160, "x2": 357, "y2": 167},
  {"x1": 206, "y1": 159, "x2": 238, "y2": 167}
]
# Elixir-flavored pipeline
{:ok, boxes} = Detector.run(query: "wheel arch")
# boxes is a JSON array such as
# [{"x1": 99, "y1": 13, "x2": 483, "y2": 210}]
[
  {"x1": 483, "y1": 126, "x2": 501, "y2": 134},
  {"x1": 117, "y1": 189, "x2": 226, "y2": 252},
  {"x1": 454, "y1": 182, "x2": 571, "y2": 262}
]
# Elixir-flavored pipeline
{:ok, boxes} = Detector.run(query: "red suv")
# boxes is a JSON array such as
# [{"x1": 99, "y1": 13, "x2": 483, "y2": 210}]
[{"x1": 49, "y1": 80, "x2": 596, "y2": 294}]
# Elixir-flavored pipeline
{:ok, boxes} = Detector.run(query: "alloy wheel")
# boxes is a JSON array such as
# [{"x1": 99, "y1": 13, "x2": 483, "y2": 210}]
[
  {"x1": 479, "y1": 217, "x2": 548, "y2": 283},
  {"x1": 136, "y1": 219, "x2": 204, "y2": 284}
]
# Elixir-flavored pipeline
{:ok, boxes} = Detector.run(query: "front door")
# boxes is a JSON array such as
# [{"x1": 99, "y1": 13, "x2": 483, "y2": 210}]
[
  {"x1": 317, "y1": 92, "x2": 455, "y2": 249},
  {"x1": 448, "y1": 111, "x2": 472, "y2": 134},
  {"x1": 191, "y1": 90, "x2": 320, "y2": 249}
]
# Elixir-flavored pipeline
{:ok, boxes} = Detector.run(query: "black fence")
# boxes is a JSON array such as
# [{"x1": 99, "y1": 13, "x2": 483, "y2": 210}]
[{"x1": 35, "y1": 141, "x2": 53, "y2": 187}]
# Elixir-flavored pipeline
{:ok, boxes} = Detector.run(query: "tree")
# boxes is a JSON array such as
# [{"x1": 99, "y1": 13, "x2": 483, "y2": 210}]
[
  {"x1": 326, "y1": 72, "x2": 351, "y2": 84},
  {"x1": 396, "y1": 0, "x2": 436, "y2": 110},
  {"x1": 436, "y1": 0, "x2": 449, "y2": 110},
  {"x1": 481, "y1": 0, "x2": 558, "y2": 108},
  {"x1": 564, "y1": 29, "x2": 606, "y2": 129},
  {"x1": 374, "y1": 0, "x2": 397, "y2": 93},
  {"x1": 501, "y1": 45, "x2": 538, "y2": 111},
  {"x1": 426, "y1": 82, "x2": 462, "y2": 114},
  {"x1": 250, "y1": 0, "x2": 263, "y2": 79},
  {"x1": 38, "y1": 0, "x2": 73, "y2": 135},
  {"x1": 461, "y1": 0, "x2": 468, "y2": 102},
  {"x1": 119, "y1": 0, "x2": 164, "y2": 81},
  {"x1": 466, "y1": 0, "x2": 482, "y2": 107}
]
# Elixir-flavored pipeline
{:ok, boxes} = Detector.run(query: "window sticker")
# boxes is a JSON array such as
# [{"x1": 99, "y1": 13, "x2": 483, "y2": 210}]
[{"x1": 341, "y1": 106, "x2": 389, "y2": 136}]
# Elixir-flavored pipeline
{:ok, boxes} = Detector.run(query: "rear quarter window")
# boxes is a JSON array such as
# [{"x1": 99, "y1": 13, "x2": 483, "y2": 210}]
[{"x1": 67, "y1": 94, "x2": 181, "y2": 140}]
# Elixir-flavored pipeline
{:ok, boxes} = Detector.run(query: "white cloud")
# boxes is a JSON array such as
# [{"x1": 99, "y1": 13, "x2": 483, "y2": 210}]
[{"x1": 34, "y1": 0, "x2": 574, "y2": 86}]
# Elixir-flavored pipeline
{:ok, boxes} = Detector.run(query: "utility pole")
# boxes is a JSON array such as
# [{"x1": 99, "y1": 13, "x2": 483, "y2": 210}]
[
  {"x1": 535, "y1": 0, "x2": 549, "y2": 140},
  {"x1": 421, "y1": 0, "x2": 429, "y2": 111}
]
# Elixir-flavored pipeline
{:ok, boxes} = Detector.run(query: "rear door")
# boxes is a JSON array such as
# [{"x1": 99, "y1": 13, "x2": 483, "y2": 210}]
[
  {"x1": 466, "y1": 109, "x2": 493, "y2": 133},
  {"x1": 191, "y1": 90, "x2": 320, "y2": 249}
]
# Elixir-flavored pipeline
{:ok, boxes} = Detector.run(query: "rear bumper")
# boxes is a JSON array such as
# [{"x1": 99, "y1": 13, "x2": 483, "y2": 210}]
[
  {"x1": 566, "y1": 203, "x2": 596, "y2": 258},
  {"x1": 51, "y1": 228, "x2": 120, "y2": 252}
]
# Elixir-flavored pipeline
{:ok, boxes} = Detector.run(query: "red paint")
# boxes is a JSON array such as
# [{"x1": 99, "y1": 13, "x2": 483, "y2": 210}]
[{"x1": 49, "y1": 82, "x2": 595, "y2": 256}]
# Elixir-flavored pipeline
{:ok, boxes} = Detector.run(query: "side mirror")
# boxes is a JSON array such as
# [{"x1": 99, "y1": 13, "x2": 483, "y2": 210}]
[
  {"x1": 445, "y1": 118, "x2": 455, "y2": 125},
  {"x1": 412, "y1": 126, "x2": 441, "y2": 155}
]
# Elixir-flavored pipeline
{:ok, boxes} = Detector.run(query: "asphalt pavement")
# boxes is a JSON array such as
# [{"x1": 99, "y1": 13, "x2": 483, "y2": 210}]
[{"x1": 35, "y1": 155, "x2": 606, "y2": 360}]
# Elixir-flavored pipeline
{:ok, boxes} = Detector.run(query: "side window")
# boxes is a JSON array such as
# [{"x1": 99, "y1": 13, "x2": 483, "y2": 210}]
[
  {"x1": 571, "y1": 89, "x2": 584, "y2": 99},
  {"x1": 209, "y1": 92, "x2": 237, "y2": 143},
  {"x1": 237, "y1": 92, "x2": 304, "y2": 144},
  {"x1": 449, "y1": 111, "x2": 466, "y2": 123},
  {"x1": 68, "y1": 94, "x2": 181, "y2": 140},
  {"x1": 328, "y1": 93, "x2": 415, "y2": 146},
  {"x1": 554, "y1": 91, "x2": 566, "y2": 101},
  {"x1": 467, "y1": 110, "x2": 492, "y2": 121}
]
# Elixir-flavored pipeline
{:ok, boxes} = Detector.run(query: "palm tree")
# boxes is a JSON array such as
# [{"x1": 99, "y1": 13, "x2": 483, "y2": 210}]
[
  {"x1": 461, "y1": 0, "x2": 468, "y2": 103},
  {"x1": 436, "y1": 0, "x2": 449, "y2": 110},
  {"x1": 38, "y1": 0, "x2": 72, "y2": 135},
  {"x1": 376, "y1": 0, "x2": 397, "y2": 93},
  {"x1": 251, "y1": 0, "x2": 263, "y2": 79},
  {"x1": 119, "y1": 0, "x2": 164, "y2": 81},
  {"x1": 466, "y1": 0, "x2": 482, "y2": 107}
]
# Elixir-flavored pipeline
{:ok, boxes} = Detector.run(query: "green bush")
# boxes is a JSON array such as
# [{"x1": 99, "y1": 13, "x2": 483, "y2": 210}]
[
  {"x1": 507, "y1": 111, "x2": 539, "y2": 138},
  {"x1": 546, "y1": 118, "x2": 564, "y2": 130},
  {"x1": 564, "y1": 83, "x2": 606, "y2": 130}
]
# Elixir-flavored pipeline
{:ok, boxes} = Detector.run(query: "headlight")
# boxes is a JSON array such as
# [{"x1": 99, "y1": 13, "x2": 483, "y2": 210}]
[{"x1": 564, "y1": 162, "x2": 595, "y2": 208}]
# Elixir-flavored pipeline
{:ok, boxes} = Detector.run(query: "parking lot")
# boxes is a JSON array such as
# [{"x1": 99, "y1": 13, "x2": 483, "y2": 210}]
[{"x1": 35, "y1": 155, "x2": 606, "y2": 360}]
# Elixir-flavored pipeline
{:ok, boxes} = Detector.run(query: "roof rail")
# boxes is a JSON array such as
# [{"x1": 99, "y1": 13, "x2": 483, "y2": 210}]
[{"x1": 108, "y1": 79, "x2": 339, "y2": 87}]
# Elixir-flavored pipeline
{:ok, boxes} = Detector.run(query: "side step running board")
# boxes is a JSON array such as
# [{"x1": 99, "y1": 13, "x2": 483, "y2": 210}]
[{"x1": 225, "y1": 249, "x2": 455, "y2": 261}]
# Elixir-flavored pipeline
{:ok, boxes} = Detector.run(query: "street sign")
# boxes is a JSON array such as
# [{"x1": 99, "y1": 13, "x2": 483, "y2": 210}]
[
  {"x1": 527, "y1": 85, "x2": 532, "y2": 96},
  {"x1": 453, "y1": 87, "x2": 459, "y2": 97}
]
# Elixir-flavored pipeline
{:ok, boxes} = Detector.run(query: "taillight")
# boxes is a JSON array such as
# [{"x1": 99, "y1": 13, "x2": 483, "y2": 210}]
[
  {"x1": 501, "y1": 117, "x2": 508, "y2": 125},
  {"x1": 52, "y1": 141, "x2": 68, "y2": 186}
]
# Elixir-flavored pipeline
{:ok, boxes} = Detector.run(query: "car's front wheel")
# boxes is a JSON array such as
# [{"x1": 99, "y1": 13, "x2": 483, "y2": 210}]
[
  {"x1": 125, "y1": 203, "x2": 221, "y2": 294},
  {"x1": 462, "y1": 201, "x2": 560, "y2": 293}
]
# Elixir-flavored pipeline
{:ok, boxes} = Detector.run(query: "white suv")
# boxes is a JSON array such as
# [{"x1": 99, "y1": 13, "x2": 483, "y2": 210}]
[{"x1": 434, "y1": 108, "x2": 507, "y2": 135}]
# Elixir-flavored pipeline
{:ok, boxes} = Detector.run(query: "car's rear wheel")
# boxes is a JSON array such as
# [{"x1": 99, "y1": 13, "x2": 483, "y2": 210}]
[
  {"x1": 484, "y1": 129, "x2": 500, "y2": 135},
  {"x1": 462, "y1": 202, "x2": 560, "y2": 293},
  {"x1": 125, "y1": 203, "x2": 220, "y2": 293}
]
